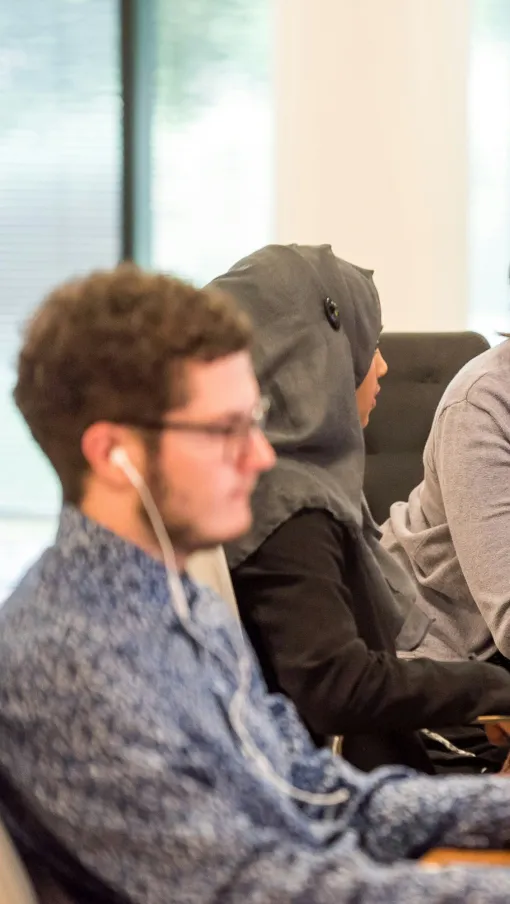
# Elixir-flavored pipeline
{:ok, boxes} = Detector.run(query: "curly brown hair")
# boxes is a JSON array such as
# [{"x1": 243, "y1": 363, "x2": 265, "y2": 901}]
[{"x1": 14, "y1": 263, "x2": 252, "y2": 503}]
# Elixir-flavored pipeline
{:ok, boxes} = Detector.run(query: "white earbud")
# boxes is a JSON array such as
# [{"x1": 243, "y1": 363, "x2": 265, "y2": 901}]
[{"x1": 110, "y1": 447, "x2": 144, "y2": 488}]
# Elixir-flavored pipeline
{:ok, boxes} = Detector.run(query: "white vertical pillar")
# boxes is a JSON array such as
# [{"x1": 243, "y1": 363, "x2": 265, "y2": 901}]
[{"x1": 275, "y1": 0, "x2": 470, "y2": 331}]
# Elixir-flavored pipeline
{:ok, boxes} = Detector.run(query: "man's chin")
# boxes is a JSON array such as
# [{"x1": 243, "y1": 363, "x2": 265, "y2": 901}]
[
  {"x1": 183, "y1": 510, "x2": 253, "y2": 557},
  {"x1": 214, "y1": 508, "x2": 253, "y2": 547},
  {"x1": 228, "y1": 510, "x2": 253, "y2": 542}
]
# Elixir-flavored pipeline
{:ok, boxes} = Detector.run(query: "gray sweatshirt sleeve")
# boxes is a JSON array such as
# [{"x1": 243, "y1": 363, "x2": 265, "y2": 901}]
[{"x1": 434, "y1": 395, "x2": 510, "y2": 656}]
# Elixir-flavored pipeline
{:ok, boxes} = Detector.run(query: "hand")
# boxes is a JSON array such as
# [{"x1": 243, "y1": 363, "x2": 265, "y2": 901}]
[{"x1": 485, "y1": 720, "x2": 510, "y2": 747}]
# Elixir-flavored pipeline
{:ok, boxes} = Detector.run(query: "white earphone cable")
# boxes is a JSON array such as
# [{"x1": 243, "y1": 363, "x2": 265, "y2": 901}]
[{"x1": 113, "y1": 448, "x2": 349, "y2": 808}]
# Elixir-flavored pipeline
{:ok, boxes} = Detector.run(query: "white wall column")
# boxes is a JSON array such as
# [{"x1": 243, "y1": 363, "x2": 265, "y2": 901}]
[{"x1": 275, "y1": 0, "x2": 470, "y2": 331}]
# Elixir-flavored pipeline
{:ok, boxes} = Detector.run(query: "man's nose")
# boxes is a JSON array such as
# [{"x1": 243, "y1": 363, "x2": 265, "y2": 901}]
[{"x1": 246, "y1": 429, "x2": 276, "y2": 473}]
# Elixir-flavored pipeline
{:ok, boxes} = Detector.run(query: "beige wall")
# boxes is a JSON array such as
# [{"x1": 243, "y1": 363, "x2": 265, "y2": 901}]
[{"x1": 275, "y1": 0, "x2": 470, "y2": 331}]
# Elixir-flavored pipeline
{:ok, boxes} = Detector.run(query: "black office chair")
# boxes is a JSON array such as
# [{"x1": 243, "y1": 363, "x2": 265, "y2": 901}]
[{"x1": 363, "y1": 331, "x2": 490, "y2": 525}]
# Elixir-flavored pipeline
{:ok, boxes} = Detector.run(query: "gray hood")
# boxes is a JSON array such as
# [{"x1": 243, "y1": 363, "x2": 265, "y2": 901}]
[{"x1": 208, "y1": 244, "x2": 430, "y2": 651}]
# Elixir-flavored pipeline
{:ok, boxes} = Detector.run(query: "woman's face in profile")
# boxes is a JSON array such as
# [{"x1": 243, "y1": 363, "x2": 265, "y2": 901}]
[{"x1": 355, "y1": 347, "x2": 388, "y2": 428}]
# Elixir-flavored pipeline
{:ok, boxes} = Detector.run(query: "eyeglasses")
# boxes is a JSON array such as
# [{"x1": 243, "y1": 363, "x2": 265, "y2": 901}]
[{"x1": 115, "y1": 397, "x2": 270, "y2": 462}]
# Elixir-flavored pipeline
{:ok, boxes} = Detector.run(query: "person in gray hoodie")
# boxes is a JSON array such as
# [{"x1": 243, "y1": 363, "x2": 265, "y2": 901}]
[
  {"x1": 381, "y1": 337, "x2": 510, "y2": 668},
  {"x1": 209, "y1": 244, "x2": 510, "y2": 775}
]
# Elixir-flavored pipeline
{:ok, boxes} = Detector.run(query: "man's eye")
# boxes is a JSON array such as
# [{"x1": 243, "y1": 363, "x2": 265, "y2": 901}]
[{"x1": 216, "y1": 420, "x2": 243, "y2": 435}]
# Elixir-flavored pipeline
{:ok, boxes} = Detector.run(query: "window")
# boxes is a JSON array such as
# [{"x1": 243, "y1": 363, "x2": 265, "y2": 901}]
[
  {"x1": 468, "y1": 0, "x2": 510, "y2": 341},
  {"x1": 150, "y1": 0, "x2": 274, "y2": 283},
  {"x1": 0, "y1": 0, "x2": 121, "y2": 596},
  {"x1": 0, "y1": 0, "x2": 273, "y2": 597}
]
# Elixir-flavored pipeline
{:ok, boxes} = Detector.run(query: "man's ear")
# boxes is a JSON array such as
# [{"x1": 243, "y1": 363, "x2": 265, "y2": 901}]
[{"x1": 81, "y1": 422, "x2": 133, "y2": 488}]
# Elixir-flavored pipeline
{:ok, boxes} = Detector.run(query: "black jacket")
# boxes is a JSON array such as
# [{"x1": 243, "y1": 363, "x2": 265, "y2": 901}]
[{"x1": 231, "y1": 508, "x2": 510, "y2": 773}]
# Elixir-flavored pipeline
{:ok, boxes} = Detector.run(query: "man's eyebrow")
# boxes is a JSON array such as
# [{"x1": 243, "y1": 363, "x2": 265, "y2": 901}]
[{"x1": 206, "y1": 404, "x2": 260, "y2": 423}]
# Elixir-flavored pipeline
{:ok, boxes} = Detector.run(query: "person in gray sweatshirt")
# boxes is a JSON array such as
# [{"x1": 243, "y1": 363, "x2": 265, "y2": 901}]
[{"x1": 381, "y1": 338, "x2": 510, "y2": 668}]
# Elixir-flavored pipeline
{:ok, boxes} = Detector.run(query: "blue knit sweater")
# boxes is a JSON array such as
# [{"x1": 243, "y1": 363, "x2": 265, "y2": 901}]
[{"x1": 1, "y1": 505, "x2": 510, "y2": 902}]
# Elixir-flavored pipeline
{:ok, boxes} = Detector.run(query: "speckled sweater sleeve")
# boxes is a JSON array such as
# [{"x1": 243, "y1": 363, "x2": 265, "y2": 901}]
[
  {"x1": 2, "y1": 518, "x2": 510, "y2": 904},
  {"x1": 3, "y1": 646, "x2": 510, "y2": 904}
]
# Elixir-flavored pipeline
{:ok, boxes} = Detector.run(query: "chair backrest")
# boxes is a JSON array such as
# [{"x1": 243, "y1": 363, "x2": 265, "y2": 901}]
[
  {"x1": 363, "y1": 331, "x2": 490, "y2": 524},
  {"x1": 0, "y1": 817, "x2": 37, "y2": 904},
  {"x1": 186, "y1": 547, "x2": 240, "y2": 620}
]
